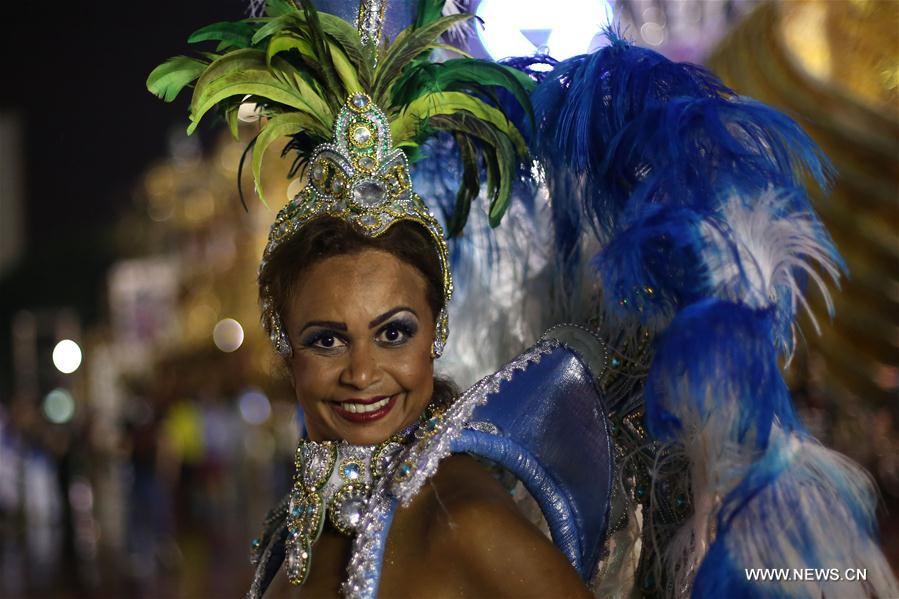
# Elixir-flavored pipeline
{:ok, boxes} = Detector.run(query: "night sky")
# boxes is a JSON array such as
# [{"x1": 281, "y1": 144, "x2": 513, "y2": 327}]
[{"x1": 0, "y1": 0, "x2": 250, "y2": 389}]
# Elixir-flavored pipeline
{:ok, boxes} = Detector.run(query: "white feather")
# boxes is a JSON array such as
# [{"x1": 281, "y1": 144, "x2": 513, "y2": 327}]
[
  {"x1": 702, "y1": 188, "x2": 842, "y2": 359},
  {"x1": 720, "y1": 429, "x2": 898, "y2": 598},
  {"x1": 441, "y1": 0, "x2": 475, "y2": 43},
  {"x1": 435, "y1": 183, "x2": 554, "y2": 388}
]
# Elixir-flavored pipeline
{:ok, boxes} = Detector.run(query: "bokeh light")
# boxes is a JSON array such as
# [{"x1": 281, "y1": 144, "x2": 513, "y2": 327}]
[
  {"x1": 476, "y1": 0, "x2": 614, "y2": 61},
  {"x1": 213, "y1": 318, "x2": 244, "y2": 352},
  {"x1": 52, "y1": 339, "x2": 83, "y2": 374},
  {"x1": 43, "y1": 388, "x2": 75, "y2": 424},
  {"x1": 238, "y1": 387, "x2": 272, "y2": 425}
]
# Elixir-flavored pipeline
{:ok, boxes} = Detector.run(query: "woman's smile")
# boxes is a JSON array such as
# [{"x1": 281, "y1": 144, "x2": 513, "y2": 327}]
[
  {"x1": 286, "y1": 249, "x2": 436, "y2": 445},
  {"x1": 329, "y1": 394, "x2": 399, "y2": 422}
]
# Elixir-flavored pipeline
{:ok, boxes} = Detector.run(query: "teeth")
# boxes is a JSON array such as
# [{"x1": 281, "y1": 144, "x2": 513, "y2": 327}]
[{"x1": 340, "y1": 397, "x2": 391, "y2": 414}]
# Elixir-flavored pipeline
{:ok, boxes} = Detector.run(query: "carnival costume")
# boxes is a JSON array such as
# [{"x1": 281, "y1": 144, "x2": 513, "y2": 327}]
[{"x1": 149, "y1": 1, "x2": 898, "y2": 597}]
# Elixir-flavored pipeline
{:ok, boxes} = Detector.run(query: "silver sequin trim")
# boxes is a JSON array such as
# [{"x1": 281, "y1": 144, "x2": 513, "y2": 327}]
[
  {"x1": 467, "y1": 421, "x2": 501, "y2": 436},
  {"x1": 356, "y1": 0, "x2": 388, "y2": 49}
]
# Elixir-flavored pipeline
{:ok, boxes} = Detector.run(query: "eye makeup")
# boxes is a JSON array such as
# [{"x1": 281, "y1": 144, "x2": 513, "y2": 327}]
[
  {"x1": 300, "y1": 329, "x2": 347, "y2": 351},
  {"x1": 376, "y1": 316, "x2": 418, "y2": 346}
]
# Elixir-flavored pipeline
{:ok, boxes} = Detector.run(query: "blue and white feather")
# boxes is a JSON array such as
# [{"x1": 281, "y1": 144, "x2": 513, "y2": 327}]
[{"x1": 530, "y1": 27, "x2": 896, "y2": 598}]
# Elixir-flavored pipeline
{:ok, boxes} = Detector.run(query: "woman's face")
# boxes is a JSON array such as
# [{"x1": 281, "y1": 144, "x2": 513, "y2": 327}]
[{"x1": 285, "y1": 248, "x2": 436, "y2": 445}]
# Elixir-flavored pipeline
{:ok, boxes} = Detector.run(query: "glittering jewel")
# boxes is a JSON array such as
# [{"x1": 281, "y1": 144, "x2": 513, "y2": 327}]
[
  {"x1": 351, "y1": 124, "x2": 373, "y2": 146},
  {"x1": 350, "y1": 93, "x2": 370, "y2": 110},
  {"x1": 341, "y1": 461, "x2": 362, "y2": 480},
  {"x1": 357, "y1": 155, "x2": 377, "y2": 171},
  {"x1": 351, "y1": 180, "x2": 387, "y2": 207}
]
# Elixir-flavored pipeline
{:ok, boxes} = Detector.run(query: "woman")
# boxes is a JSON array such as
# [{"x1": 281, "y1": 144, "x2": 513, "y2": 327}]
[
  {"x1": 149, "y1": 1, "x2": 897, "y2": 597},
  {"x1": 255, "y1": 216, "x2": 594, "y2": 597}
]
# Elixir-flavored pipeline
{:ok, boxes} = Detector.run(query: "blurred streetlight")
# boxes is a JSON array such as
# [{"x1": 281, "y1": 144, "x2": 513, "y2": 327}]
[
  {"x1": 238, "y1": 387, "x2": 271, "y2": 425},
  {"x1": 52, "y1": 339, "x2": 82, "y2": 374},
  {"x1": 213, "y1": 318, "x2": 244, "y2": 352},
  {"x1": 43, "y1": 388, "x2": 75, "y2": 424}
]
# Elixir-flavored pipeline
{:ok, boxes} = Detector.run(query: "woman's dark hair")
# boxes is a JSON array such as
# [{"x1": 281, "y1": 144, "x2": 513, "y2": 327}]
[{"x1": 259, "y1": 216, "x2": 444, "y2": 328}]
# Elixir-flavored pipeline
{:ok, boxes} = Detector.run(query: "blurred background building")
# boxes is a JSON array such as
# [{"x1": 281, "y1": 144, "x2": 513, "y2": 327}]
[{"x1": 0, "y1": 0, "x2": 896, "y2": 597}]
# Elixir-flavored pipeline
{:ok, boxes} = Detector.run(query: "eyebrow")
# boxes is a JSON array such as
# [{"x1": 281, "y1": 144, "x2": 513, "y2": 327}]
[
  {"x1": 368, "y1": 306, "x2": 417, "y2": 329},
  {"x1": 299, "y1": 320, "x2": 347, "y2": 334},
  {"x1": 299, "y1": 306, "x2": 418, "y2": 335}
]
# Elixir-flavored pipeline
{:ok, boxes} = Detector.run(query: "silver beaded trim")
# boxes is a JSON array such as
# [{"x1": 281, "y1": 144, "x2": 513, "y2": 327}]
[
  {"x1": 356, "y1": 0, "x2": 388, "y2": 50},
  {"x1": 389, "y1": 338, "x2": 559, "y2": 506}
]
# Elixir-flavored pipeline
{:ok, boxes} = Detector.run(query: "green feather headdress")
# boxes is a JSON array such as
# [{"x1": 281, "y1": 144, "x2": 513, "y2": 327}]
[
  {"x1": 148, "y1": 0, "x2": 533, "y2": 367},
  {"x1": 147, "y1": 0, "x2": 534, "y2": 233}
]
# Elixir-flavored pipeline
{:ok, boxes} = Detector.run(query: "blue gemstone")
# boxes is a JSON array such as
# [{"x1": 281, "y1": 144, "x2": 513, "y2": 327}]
[
  {"x1": 397, "y1": 463, "x2": 413, "y2": 479},
  {"x1": 611, "y1": 357, "x2": 622, "y2": 368},
  {"x1": 290, "y1": 506, "x2": 303, "y2": 518},
  {"x1": 343, "y1": 463, "x2": 361, "y2": 479}
]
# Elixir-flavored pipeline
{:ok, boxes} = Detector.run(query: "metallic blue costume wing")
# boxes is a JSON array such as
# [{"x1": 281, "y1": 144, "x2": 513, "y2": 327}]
[{"x1": 347, "y1": 328, "x2": 615, "y2": 597}]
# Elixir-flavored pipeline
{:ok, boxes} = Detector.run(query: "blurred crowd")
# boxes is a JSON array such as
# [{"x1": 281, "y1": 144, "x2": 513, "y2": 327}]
[{"x1": 0, "y1": 349, "x2": 300, "y2": 598}]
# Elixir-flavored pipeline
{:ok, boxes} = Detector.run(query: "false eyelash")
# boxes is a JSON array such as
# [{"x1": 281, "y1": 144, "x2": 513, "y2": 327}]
[
  {"x1": 301, "y1": 330, "x2": 346, "y2": 348},
  {"x1": 378, "y1": 318, "x2": 418, "y2": 343}
]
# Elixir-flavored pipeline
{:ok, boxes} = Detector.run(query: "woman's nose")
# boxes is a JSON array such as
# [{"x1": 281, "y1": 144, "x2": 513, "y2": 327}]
[{"x1": 339, "y1": 342, "x2": 382, "y2": 389}]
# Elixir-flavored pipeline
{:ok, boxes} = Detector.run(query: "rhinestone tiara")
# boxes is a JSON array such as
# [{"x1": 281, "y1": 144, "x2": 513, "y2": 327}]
[{"x1": 259, "y1": 92, "x2": 453, "y2": 357}]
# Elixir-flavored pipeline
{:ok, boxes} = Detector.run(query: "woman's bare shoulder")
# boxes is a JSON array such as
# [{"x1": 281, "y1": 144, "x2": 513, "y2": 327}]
[{"x1": 415, "y1": 454, "x2": 594, "y2": 599}]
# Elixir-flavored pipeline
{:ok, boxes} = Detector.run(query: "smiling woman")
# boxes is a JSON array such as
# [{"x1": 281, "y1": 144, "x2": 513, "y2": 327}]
[
  {"x1": 260, "y1": 217, "x2": 448, "y2": 446},
  {"x1": 254, "y1": 216, "x2": 592, "y2": 598}
]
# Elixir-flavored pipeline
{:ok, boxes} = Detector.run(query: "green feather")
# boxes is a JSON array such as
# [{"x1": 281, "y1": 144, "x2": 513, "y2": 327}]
[
  {"x1": 251, "y1": 14, "x2": 296, "y2": 45},
  {"x1": 265, "y1": 30, "x2": 315, "y2": 66},
  {"x1": 147, "y1": 56, "x2": 208, "y2": 102},
  {"x1": 392, "y1": 59, "x2": 535, "y2": 124},
  {"x1": 415, "y1": 0, "x2": 445, "y2": 28},
  {"x1": 372, "y1": 13, "x2": 472, "y2": 105},
  {"x1": 224, "y1": 102, "x2": 241, "y2": 139},
  {"x1": 391, "y1": 91, "x2": 526, "y2": 155},
  {"x1": 188, "y1": 21, "x2": 256, "y2": 50},
  {"x1": 188, "y1": 49, "x2": 332, "y2": 135},
  {"x1": 296, "y1": 0, "x2": 343, "y2": 105},
  {"x1": 316, "y1": 12, "x2": 371, "y2": 83},
  {"x1": 428, "y1": 112, "x2": 518, "y2": 226},
  {"x1": 252, "y1": 111, "x2": 324, "y2": 206},
  {"x1": 329, "y1": 43, "x2": 364, "y2": 95},
  {"x1": 264, "y1": 0, "x2": 296, "y2": 18},
  {"x1": 447, "y1": 133, "x2": 480, "y2": 236}
]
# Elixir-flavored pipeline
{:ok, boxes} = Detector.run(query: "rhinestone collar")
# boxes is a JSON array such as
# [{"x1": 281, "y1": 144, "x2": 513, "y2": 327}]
[{"x1": 283, "y1": 403, "x2": 448, "y2": 586}]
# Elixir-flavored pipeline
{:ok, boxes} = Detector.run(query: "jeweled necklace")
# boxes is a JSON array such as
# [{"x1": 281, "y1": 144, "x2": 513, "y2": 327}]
[{"x1": 284, "y1": 404, "x2": 447, "y2": 586}]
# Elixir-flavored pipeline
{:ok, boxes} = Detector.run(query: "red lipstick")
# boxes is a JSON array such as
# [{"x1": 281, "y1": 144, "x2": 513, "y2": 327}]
[{"x1": 330, "y1": 395, "x2": 398, "y2": 423}]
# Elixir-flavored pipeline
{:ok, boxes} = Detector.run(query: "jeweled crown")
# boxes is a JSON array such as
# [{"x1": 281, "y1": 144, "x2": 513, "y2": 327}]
[
  {"x1": 260, "y1": 92, "x2": 452, "y2": 358},
  {"x1": 148, "y1": 0, "x2": 532, "y2": 361}
]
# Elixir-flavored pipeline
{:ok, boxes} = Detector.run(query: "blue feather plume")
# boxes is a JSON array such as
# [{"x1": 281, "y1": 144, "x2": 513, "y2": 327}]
[
  {"x1": 644, "y1": 299, "x2": 799, "y2": 450},
  {"x1": 531, "y1": 29, "x2": 832, "y2": 246},
  {"x1": 522, "y1": 26, "x2": 894, "y2": 597},
  {"x1": 692, "y1": 430, "x2": 896, "y2": 598}
]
